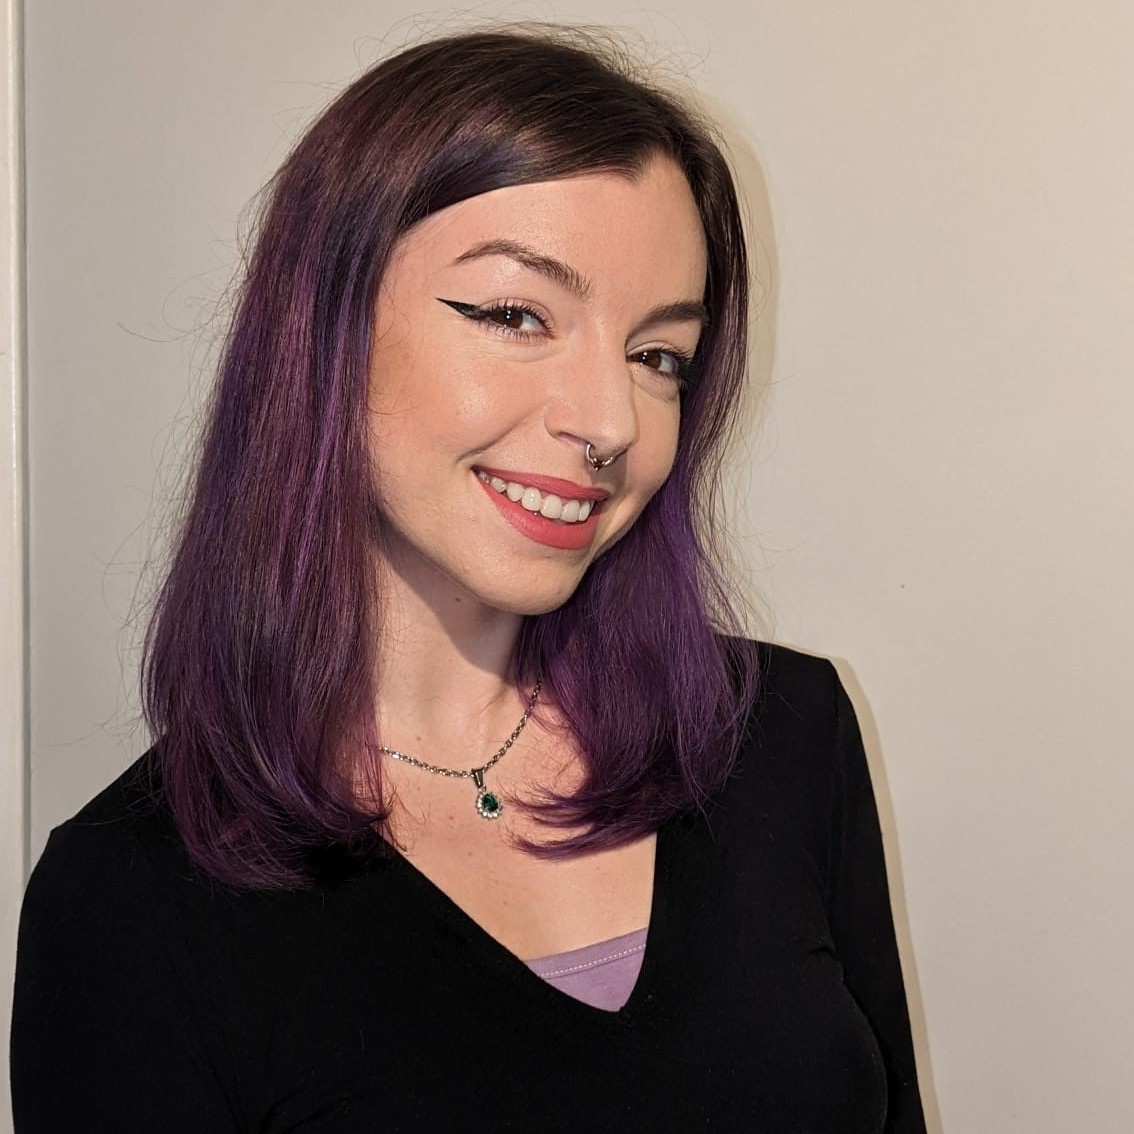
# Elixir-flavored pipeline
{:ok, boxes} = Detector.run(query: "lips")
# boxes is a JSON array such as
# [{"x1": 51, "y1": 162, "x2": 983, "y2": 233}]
[
  {"x1": 476, "y1": 471, "x2": 596, "y2": 524},
  {"x1": 473, "y1": 467, "x2": 605, "y2": 550},
  {"x1": 475, "y1": 467, "x2": 610, "y2": 502}
]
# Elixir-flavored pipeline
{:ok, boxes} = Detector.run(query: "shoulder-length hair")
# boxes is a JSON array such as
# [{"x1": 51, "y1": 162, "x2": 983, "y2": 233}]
[{"x1": 143, "y1": 28, "x2": 759, "y2": 887}]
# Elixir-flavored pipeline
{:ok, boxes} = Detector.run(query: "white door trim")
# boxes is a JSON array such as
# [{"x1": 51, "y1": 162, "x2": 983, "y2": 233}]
[{"x1": 0, "y1": 0, "x2": 25, "y2": 1129}]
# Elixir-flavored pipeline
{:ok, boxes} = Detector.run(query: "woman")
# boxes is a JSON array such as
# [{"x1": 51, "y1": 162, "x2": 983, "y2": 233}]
[{"x1": 12, "y1": 29, "x2": 926, "y2": 1132}]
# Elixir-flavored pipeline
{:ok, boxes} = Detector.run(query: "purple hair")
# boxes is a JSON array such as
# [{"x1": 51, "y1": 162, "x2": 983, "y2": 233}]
[{"x1": 143, "y1": 29, "x2": 759, "y2": 887}]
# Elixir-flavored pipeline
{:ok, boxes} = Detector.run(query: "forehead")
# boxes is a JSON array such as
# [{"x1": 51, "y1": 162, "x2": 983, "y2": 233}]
[{"x1": 383, "y1": 157, "x2": 708, "y2": 305}]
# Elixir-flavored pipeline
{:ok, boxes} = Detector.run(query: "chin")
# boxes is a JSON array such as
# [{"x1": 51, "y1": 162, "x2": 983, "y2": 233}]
[{"x1": 471, "y1": 574, "x2": 586, "y2": 617}]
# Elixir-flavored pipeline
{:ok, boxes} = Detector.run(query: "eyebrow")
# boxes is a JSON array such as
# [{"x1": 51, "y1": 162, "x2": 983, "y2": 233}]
[
  {"x1": 452, "y1": 239, "x2": 708, "y2": 333},
  {"x1": 632, "y1": 300, "x2": 709, "y2": 335},
  {"x1": 453, "y1": 239, "x2": 592, "y2": 299}
]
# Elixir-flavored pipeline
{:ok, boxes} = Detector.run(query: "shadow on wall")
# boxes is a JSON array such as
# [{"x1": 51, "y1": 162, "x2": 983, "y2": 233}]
[{"x1": 695, "y1": 93, "x2": 780, "y2": 641}]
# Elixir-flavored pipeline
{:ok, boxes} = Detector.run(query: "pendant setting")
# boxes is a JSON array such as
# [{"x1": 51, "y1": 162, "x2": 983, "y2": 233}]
[{"x1": 473, "y1": 769, "x2": 503, "y2": 820}]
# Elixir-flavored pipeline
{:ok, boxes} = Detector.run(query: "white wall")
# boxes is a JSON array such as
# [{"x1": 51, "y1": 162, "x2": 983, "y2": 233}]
[
  {"x1": 21, "y1": 2, "x2": 1134, "y2": 1131},
  {"x1": 0, "y1": 2, "x2": 23, "y2": 1129}
]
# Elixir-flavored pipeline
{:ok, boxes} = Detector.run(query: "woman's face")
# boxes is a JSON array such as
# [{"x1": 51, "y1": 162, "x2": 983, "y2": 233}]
[{"x1": 367, "y1": 155, "x2": 708, "y2": 616}]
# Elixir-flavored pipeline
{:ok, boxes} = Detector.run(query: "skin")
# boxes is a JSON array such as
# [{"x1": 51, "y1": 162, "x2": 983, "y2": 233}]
[{"x1": 365, "y1": 155, "x2": 708, "y2": 958}]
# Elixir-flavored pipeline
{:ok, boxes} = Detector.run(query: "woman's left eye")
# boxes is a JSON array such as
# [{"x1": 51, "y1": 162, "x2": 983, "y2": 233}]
[{"x1": 630, "y1": 348, "x2": 693, "y2": 384}]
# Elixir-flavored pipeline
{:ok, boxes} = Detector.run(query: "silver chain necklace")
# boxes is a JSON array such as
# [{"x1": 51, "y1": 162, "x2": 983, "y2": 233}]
[{"x1": 377, "y1": 679, "x2": 542, "y2": 820}]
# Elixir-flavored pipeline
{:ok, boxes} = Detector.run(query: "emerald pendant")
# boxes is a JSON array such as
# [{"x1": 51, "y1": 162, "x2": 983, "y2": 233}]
[
  {"x1": 473, "y1": 770, "x2": 503, "y2": 820},
  {"x1": 476, "y1": 788, "x2": 502, "y2": 819}
]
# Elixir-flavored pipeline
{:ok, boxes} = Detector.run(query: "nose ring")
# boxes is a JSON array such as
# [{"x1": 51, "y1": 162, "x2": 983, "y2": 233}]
[{"x1": 585, "y1": 442, "x2": 619, "y2": 472}]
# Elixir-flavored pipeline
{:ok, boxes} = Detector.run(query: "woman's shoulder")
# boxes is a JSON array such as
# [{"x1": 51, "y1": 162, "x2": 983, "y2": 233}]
[
  {"x1": 24, "y1": 748, "x2": 200, "y2": 921},
  {"x1": 12, "y1": 752, "x2": 253, "y2": 1131},
  {"x1": 723, "y1": 639, "x2": 866, "y2": 810},
  {"x1": 722, "y1": 637, "x2": 847, "y2": 741},
  {"x1": 750, "y1": 639, "x2": 843, "y2": 717}
]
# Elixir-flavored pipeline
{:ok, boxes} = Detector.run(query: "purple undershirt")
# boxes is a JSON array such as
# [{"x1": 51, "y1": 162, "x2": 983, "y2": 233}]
[{"x1": 525, "y1": 927, "x2": 648, "y2": 1012}]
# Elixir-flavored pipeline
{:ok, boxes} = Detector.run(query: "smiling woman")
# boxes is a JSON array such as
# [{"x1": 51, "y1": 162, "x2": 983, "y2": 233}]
[
  {"x1": 367, "y1": 159, "x2": 701, "y2": 613},
  {"x1": 11, "y1": 27, "x2": 926, "y2": 1133}
]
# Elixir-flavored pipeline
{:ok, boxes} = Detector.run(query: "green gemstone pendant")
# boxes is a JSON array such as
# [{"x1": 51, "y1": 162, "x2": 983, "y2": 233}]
[{"x1": 472, "y1": 770, "x2": 503, "y2": 820}]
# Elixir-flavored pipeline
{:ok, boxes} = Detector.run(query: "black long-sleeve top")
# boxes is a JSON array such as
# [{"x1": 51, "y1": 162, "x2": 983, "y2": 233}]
[{"x1": 11, "y1": 644, "x2": 926, "y2": 1131}]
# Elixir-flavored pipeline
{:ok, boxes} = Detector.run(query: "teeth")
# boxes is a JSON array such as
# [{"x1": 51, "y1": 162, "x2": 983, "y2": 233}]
[{"x1": 476, "y1": 471, "x2": 597, "y2": 524}]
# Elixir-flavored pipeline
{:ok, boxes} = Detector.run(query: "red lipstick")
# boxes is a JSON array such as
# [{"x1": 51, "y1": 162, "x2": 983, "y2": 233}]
[
  {"x1": 475, "y1": 467, "x2": 610, "y2": 502},
  {"x1": 473, "y1": 471, "x2": 603, "y2": 551}
]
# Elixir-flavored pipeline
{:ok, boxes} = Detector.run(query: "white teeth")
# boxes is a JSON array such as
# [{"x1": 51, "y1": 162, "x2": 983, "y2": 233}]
[{"x1": 476, "y1": 471, "x2": 598, "y2": 524}]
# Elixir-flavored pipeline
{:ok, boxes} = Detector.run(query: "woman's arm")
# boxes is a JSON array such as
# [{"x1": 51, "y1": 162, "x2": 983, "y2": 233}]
[{"x1": 827, "y1": 671, "x2": 928, "y2": 1133}]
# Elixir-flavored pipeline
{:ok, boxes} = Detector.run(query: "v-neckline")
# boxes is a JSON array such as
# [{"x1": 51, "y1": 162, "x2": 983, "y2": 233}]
[{"x1": 378, "y1": 820, "x2": 673, "y2": 1020}]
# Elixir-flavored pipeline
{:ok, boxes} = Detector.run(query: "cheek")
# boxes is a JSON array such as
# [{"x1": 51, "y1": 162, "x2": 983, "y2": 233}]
[
  {"x1": 370, "y1": 333, "x2": 524, "y2": 443},
  {"x1": 635, "y1": 398, "x2": 682, "y2": 494}
]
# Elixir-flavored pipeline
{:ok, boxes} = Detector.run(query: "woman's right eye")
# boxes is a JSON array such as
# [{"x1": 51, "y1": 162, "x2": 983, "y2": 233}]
[
  {"x1": 481, "y1": 306, "x2": 544, "y2": 333},
  {"x1": 436, "y1": 298, "x2": 548, "y2": 338}
]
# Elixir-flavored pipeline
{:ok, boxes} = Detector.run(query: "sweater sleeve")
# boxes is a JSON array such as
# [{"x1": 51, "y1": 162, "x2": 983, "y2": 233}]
[
  {"x1": 827, "y1": 671, "x2": 927, "y2": 1134},
  {"x1": 10, "y1": 821, "x2": 242, "y2": 1133}
]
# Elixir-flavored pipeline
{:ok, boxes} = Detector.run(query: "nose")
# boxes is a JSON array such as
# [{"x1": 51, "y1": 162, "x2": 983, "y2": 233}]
[{"x1": 544, "y1": 339, "x2": 639, "y2": 469}]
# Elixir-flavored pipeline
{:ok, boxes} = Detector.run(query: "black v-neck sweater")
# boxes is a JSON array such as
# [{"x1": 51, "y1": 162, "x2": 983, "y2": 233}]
[{"x1": 12, "y1": 644, "x2": 926, "y2": 1132}]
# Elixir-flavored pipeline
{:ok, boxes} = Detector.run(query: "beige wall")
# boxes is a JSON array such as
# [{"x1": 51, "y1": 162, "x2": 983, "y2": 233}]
[{"x1": 20, "y1": 2, "x2": 1134, "y2": 1131}]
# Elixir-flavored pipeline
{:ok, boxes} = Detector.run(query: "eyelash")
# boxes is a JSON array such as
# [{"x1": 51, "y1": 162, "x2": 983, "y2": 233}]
[
  {"x1": 439, "y1": 298, "x2": 549, "y2": 341},
  {"x1": 437, "y1": 297, "x2": 696, "y2": 389}
]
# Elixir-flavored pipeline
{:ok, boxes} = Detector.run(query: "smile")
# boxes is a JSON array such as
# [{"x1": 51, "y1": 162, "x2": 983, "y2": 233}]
[
  {"x1": 472, "y1": 466, "x2": 608, "y2": 551},
  {"x1": 476, "y1": 471, "x2": 595, "y2": 524}
]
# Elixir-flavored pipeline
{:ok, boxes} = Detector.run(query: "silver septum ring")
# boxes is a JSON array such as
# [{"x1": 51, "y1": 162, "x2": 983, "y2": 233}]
[{"x1": 585, "y1": 442, "x2": 618, "y2": 472}]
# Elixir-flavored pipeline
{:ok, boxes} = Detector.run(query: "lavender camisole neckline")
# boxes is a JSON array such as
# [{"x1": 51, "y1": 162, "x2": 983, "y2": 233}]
[{"x1": 525, "y1": 927, "x2": 648, "y2": 1012}]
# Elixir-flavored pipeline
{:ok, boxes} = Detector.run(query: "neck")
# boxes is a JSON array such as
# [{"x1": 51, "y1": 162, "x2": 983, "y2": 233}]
[{"x1": 373, "y1": 542, "x2": 530, "y2": 758}]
